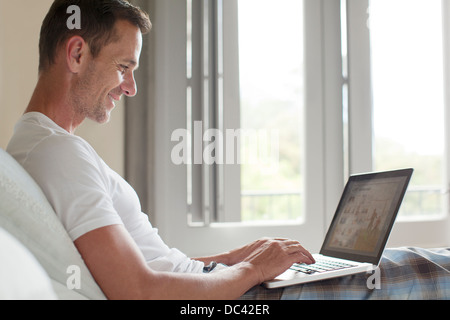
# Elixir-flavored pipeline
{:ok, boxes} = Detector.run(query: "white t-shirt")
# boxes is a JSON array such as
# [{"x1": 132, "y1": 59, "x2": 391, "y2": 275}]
[{"x1": 7, "y1": 112, "x2": 204, "y2": 274}]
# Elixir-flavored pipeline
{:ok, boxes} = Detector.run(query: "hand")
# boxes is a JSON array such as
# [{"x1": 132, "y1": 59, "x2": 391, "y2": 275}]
[
  {"x1": 225, "y1": 238, "x2": 314, "y2": 264},
  {"x1": 233, "y1": 238, "x2": 315, "y2": 283},
  {"x1": 223, "y1": 238, "x2": 275, "y2": 265}
]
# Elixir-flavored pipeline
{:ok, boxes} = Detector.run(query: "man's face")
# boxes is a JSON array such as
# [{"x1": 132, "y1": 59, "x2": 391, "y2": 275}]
[{"x1": 72, "y1": 20, "x2": 143, "y2": 124}]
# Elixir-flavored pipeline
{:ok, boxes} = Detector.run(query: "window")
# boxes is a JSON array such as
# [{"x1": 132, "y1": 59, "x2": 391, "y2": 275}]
[
  {"x1": 346, "y1": 0, "x2": 449, "y2": 247},
  {"x1": 369, "y1": 0, "x2": 447, "y2": 220},
  {"x1": 155, "y1": 0, "x2": 344, "y2": 255},
  {"x1": 149, "y1": 0, "x2": 449, "y2": 257},
  {"x1": 238, "y1": 0, "x2": 305, "y2": 222},
  {"x1": 185, "y1": 0, "x2": 307, "y2": 225}
]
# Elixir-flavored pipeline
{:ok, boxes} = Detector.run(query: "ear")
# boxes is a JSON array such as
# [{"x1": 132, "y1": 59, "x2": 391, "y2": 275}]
[{"x1": 66, "y1": 36, "x2": 88, "y2": 74}]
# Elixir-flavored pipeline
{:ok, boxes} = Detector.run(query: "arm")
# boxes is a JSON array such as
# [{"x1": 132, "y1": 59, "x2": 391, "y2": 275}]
[{"x1": 74, "y1": 225, "x2": 314, "y2": 300}]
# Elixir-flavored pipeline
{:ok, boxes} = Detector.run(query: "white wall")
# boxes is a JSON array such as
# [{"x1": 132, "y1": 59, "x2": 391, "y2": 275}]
[{"x1": 0, "y1": 0, "x2": 125, "y2": 176}]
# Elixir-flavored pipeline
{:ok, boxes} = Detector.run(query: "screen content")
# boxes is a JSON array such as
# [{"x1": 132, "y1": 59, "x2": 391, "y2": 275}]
[{"x1": 324, "y1": 176, "x2": 407, "y2": 256}]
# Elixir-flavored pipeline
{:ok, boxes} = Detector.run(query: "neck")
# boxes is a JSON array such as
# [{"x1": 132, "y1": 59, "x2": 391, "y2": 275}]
[{"x1": 25, "y1": 70, "x2": 85, "y2": 134}]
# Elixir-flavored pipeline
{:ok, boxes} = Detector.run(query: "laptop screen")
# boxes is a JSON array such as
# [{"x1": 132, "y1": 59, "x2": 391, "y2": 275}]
[{"x1": 320, "y1": 169, "x2": 413, "y2": 265}]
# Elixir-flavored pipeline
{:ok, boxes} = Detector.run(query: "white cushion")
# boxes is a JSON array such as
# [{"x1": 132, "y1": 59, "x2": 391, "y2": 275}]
[
  {"x1": 0, "y1": 228, "x2": 56, "y2": 300},
  {"x1": 0, "y1": 148, "x2": 105, "y2": 300}
]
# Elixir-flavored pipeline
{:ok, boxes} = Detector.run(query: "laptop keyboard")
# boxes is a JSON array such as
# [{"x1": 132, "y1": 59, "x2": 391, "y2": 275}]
[{"x1": 290, "y1": 257, "x2": 356, "y2": 274}]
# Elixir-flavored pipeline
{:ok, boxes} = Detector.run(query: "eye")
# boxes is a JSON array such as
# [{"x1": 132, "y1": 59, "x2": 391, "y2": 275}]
[{"x1": 119, "y1": 64, "x2": 129, "y2": 75}]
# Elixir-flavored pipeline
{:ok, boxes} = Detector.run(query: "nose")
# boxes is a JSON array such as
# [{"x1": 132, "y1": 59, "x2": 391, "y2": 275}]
[{"x1": 121, "y1": 72, "x2": 137, "y2": 97}]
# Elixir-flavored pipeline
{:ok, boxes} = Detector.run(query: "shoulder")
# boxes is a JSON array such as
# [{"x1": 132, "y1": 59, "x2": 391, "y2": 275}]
[
  {"x1": 14, "y1": 130, "x2": 109, "y2": 192},
  {"x1": 8, "y1": 113, "x2": 100, "y2": 169},
  {"x1": 36, "y1": 133, "x2": 98, "y2": 162},
  {"x1": 24, "y1": 133, "x2": 100, "y2": 171}
]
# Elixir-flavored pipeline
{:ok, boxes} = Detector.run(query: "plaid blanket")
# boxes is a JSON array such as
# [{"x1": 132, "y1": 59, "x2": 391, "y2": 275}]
[{"x1": 240, "y1": 247, "x2": 450, "y2": 300}]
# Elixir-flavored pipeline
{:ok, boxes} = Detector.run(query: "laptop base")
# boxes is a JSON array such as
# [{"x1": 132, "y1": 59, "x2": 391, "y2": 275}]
[{"x1": 264, "y1": 254, "x2": 373, "y2": 289}]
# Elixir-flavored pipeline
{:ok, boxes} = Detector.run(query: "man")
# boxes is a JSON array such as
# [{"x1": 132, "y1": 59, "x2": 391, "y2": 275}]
[{"x1": 7, "y1": 0, "x2": 314, "y2": 300}]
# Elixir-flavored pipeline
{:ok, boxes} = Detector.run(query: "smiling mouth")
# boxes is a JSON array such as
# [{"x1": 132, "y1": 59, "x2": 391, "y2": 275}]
[
  {"x1": 108, "y1": 93, "x2": 121, "y2": 102},
  {"x1": 107, "y1": 94, "x2": 123, "y2": 109}
]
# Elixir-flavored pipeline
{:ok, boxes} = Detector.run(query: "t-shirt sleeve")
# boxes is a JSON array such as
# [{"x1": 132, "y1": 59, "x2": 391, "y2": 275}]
[{"x1": 23, "y1": 135, "x2": 123, "y2": 241}]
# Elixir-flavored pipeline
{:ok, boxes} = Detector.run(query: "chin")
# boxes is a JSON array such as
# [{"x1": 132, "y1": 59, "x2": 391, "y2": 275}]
[
  {"x1": 88, "y1": 108, "x2": 112, "y2": 125},
  {"x1": 98, "y1": 112, "x2": 112, "y2": 124},
  {"x1": 97, "y1": 116, "x2": 111, "y2": 125}
]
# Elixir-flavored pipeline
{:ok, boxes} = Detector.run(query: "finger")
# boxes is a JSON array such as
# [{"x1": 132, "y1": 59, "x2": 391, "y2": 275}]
[
  {"x1": 299, "y1": 247, "x2": 315, "y2": 264},
  {"x1": 300, "y1": 252, "x2": 315, "y2": 264},
  {"x1": 293, "y1": 243, "x2": 315, "y2": 264},
  {"x1": 271, "y1": 239, "x2": 316, "y2": 264},
  {"x1": 285, "y1": 244, "x2": 315, "y2": 264}
]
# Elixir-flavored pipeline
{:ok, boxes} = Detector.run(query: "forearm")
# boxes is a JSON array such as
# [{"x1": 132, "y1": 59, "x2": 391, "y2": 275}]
[{"x1": 139, "y1": 261, "x2": 260, "y2": 300}]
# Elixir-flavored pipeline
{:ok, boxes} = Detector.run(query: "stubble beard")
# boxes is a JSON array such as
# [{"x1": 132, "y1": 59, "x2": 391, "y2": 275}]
[{"x1": 71, "y1": 64, "x2": 111, "y2": 125}]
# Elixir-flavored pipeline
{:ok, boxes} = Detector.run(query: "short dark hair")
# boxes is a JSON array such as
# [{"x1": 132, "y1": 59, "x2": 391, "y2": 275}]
[{"x1": 39, "y1": 0, "x2": 152, "y2": 72}]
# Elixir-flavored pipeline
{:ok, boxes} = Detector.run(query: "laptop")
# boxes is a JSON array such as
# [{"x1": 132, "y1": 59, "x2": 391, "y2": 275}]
[{"x1": 264, "y1": 168, "x2": 413, "y2": 289}]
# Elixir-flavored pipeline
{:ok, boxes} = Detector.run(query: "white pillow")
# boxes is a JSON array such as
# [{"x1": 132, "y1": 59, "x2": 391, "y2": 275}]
[
  {"x1": 0, "y1": 149, "x2": 106, "y2": 300},
  {"x1": 0, "y1": 228, "x2": 56, "y2": 300}
]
